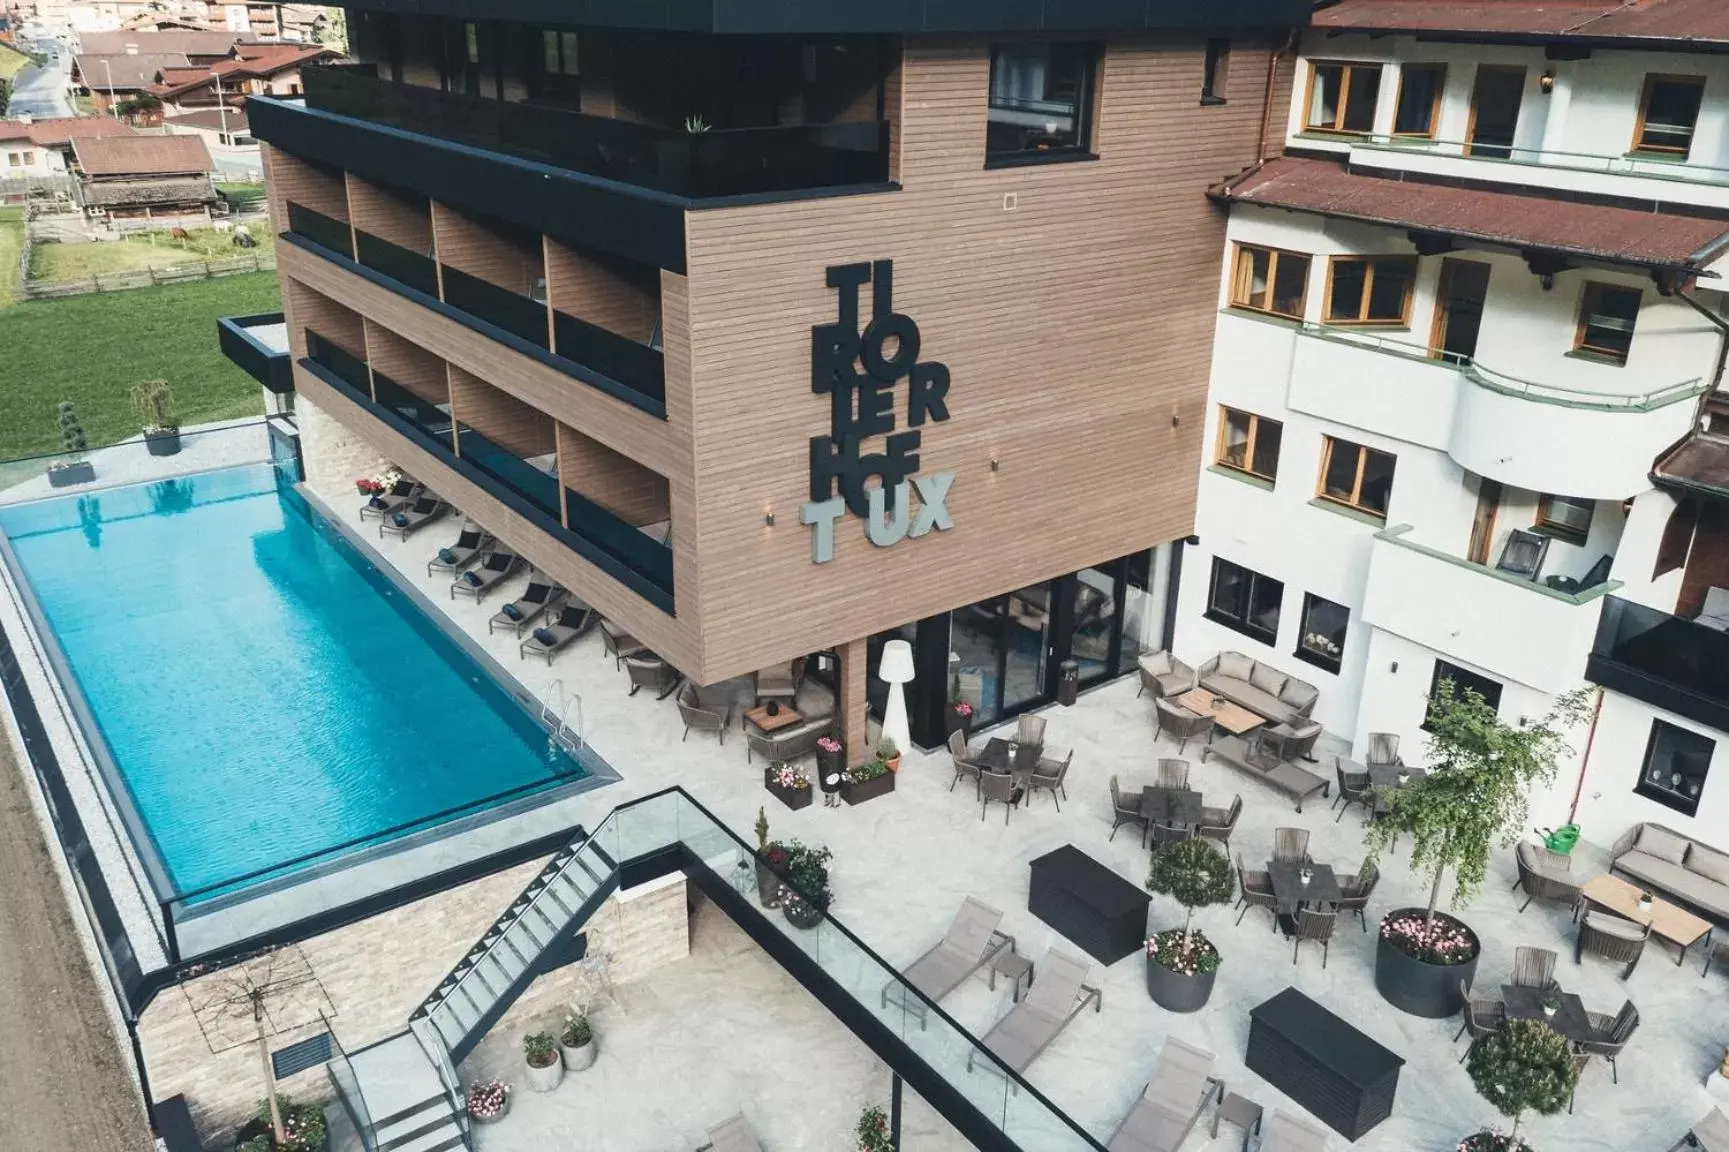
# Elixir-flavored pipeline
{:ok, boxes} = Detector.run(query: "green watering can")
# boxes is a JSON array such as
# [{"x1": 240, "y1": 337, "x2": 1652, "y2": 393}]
[{"x1": 1537, "y1": 824, "x2": 1580, "y2": 854}]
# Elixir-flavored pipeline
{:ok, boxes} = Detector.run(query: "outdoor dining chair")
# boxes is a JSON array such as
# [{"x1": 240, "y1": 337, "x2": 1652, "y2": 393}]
[
  {"x1": 1156, "y1": 758, "x2": 1190, "y2": 789},
  {"x1": 1235, "y1": 855, "x2": 1279, "y2": 930},
  {"x1": 1016, "y1": 713, "x2": 1047, "y2": 749},
  {"x1": 1333, "y1": 759, "x2": 1374, "y2": 822},
  {"x1": 949, "y1": 730, "x2": 984, "y2": 797},
  {"x1": 1365, "y1": 732, "x2": 1402, "y2": 770},
  {"x1": 1512, "y1": 945, "x2": 1559, "y2": 991},
  {"x1": 1196, "y1": 794, "x2": 1242, "y2": 852},
  {"x1": 1453, "y1": 978, "x2": 1504, "y2": 1060},
  {"x1": 980, "y1": 769, "x2": 1016, "y2": 826},
  {"x1": 1579, "y1": 999, "x2": 1639, "y2": 1084},
  {"x1": 1109, "y1": 776, "x2": 1150, "y2": 846},
  {"x1": 1336, "y1": 861, "x2": 1380, "y2": 932},
  {"x1": 1292, "y1": 907, "x2": 1337, "y2": 968},
  {"x1": 1272, "y1": 827, "x2": 1310, "y2": 864},
  {"x1": 1029, "y1": 750, "x2": 1073, "y2": 810}
]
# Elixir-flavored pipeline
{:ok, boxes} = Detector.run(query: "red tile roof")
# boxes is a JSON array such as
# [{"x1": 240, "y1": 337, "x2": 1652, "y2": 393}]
[
  {"x1": 0, "y1": 116, "x2": 137, "y2": 147},
  {"x1": 1313, "y1": 0, "x2": 1729, "y2": 45},
  {"x1": 72, "y1": 133, "x2": 213, "y2": 177},
  {"x1": 1212, "y1": 156, "x2": 1729, "y2": 271},
  {"x1": 163, "y1": 108, "x2": 250, "y2": 132}
]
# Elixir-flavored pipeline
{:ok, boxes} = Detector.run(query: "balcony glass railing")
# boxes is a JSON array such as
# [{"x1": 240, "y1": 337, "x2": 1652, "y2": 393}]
[
  {"x1": 353, "y1": 229, "x2": 440, "y2": 299},
  {"x1": 301, "y1": 65, "x2": 891, "y2": 200},
  {"x1": 453, "y1": 423, "x2": 562, "y2": 522},
  {"x1": 442, "y1": 267, "x2": 550, "y2": 351},
  {"x1": 304, "y1": 329, "x2": 369, "y2": 392},
  {"x1": 373, "y1": 372, "x2": 455, "y2": 452},
  {"x1": 563, "y1": 486, "x2": 673, "y2": 599},
  {"x1": 1351, "y1": 132, "x2": 1729, "y2": 188},
  {"x1": 1589, "y1": 595, "x2": 1729, "y2": 730},
  {"x1": 285, "y1": 201, "x2": 352, "y2": 257},
  {"x1": 552, "y1": 311, "x2": 666, "y2": 406}
]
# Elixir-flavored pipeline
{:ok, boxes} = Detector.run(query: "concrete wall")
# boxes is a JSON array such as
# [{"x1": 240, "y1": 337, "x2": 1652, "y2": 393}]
[
  {"x1": 1574, "y1": 689, "x2": 1728, "y2": 847},
  {"x1": 292, "y1": 393, "x2": 387, "y2": 493}
]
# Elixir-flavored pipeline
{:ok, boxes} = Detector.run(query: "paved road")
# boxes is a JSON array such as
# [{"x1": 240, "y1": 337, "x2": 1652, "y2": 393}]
[
  {"x1": 0, "y1": 732, "x2": 154, "y2": 1150},
  {"x1": 9, "y1": 43, "x2": 73, "y2": 119}
]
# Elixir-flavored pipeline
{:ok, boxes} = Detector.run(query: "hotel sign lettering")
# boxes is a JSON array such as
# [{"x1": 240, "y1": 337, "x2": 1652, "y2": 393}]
[{"x1": 801, "y1": 260, "x2": 955, "y2": 565}]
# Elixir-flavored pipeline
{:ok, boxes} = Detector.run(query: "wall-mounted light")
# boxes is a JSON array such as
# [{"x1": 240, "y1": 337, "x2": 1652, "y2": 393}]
[
  {"x1": 1539, "y1": 272, "x2": 1556, "y2": 291},
  {"x1": 1540, "y1": 69, "x2": 1556, "y2": 94},
  {"x1": 989, "y1": 457, "x2": 1000, "y2": 472},
  {"x1": 764, "y1": 510, "x2": 775, "y2": 527}
]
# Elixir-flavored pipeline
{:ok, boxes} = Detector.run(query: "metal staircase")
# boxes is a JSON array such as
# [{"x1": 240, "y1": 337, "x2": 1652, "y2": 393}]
[
  {"x1": 328, "y1": 1028, "x2": 468, "y2": 1152},
  {"x1": 413, "y1": 823, "x2": 616, "y2": 1062}
]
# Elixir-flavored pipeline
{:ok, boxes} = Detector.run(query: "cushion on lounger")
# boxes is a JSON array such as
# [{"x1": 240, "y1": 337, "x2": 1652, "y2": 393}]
[
  {"x1": 462, "y1": 570, "x2": 482, "y2": 587},
  {"x1": 501, "y1": 603, "x2": 523, "y2": 621},
  {"x1": 369, "y1": 495, "x2": 388, "y2": 509},
  {"x1": 392, "y1": 512, "x2": 409, "y2": 527},
  {"x1": 532, "y1": 627, "x2": 558, "y2": 647},
  {"x1": 438, "y1": 547, "x2": 458, "y2": 564}
]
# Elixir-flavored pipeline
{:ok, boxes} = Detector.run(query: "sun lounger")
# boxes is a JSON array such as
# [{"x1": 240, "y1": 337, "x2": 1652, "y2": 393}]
[
  {"x1": 426, "y1": 528, "x2": 492, "y2": 576},
  {"x1": 702, "y1": 1114, "x2": 762, "y2": 1152},
  {"x1": 968, "y1": 948, "x2": 1100, "y2": 1078},
  {"x1": 488, "y1": 580, "x2": 568, "y2": 637},
  {"x1": 358, "y1": 479, "x2": 422, "y2": 522},
  {"x1": 1261, "y1": 1111, "x2": 1332, "y2": 1152},
  {"x1": 882, "y1": 897, "x2": 1015, "y2": 1029},
  {"x1": 519, "y1": 602, "x2": 596, "y2": 664},
  {"x1": 1106, "y1": 1037, "x2": 1222, "y2": 1152},
  {"x1": 451, "y1": 549, "x2": 521, "y2": 601},
  {"x1": 378, "y1": 497, "x2": 448, "y2": 540}
]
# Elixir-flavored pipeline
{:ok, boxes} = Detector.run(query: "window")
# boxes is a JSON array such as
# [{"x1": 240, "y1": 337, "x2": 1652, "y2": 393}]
[
  {"x1": 1206, "y1": 558, "x2": 1284, "y2": 645},
  {"x1": 542, "y1": 28, "x2": 578, "y2": 75},
  {"x1": 1393, "y1": 64, "x2": 1446, "y2": 137},
  {"x1": 1325, "y1": 256, "x2": 1416, "y2": 325},
  {"x1": 464, "y1": 21, "x2": 480, "y2": 64},
  {"x1": 1535, "y1": 494, "x2": 1593, "y2": 544},
  {"x1": 1423, "y1": 659, "x2": 1503, "y2": 731},
  {"x1": 1635, "y1": 719, "x2": 1713, "y2": 818},
  {"x1": 1202, "y1": 38, "x2": 1230, "y2": 105},
  {"x1": 1305, "y1": 61, "x2": 1382, "y2": 134},
  {"x1": 1216, "y1": 407, "x2": 1283, "y2": 481},
  {"x1": 1634, "y1": 75, "x2": 1705, "y2": 157},
  {"x1": 985, "y1": 42, "x2": 1100, "y2": 163},
  {"x1": 1575, "y1": 282, "x2": 1641, "y2": 363},
  {"x1": 1295, "y1": 593, "x2": 1349, "y2": 674},
  {"x1": 6, "y1": 153, "x2": 17, "y2": 168},
  {"x1": 1230, "y1": 244, "x2": 1310, "y2": 319},
  {"x1": 1318, "y1": 436, "x2": 1396, "y2": 518},
  {"x1": 19, "y1": 150, "x2": 34, "y2": 166}
]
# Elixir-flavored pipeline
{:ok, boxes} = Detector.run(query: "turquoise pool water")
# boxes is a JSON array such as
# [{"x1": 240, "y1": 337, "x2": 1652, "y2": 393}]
[{"x1": 0, "y1": 464, "x2": 589, "y2": 900}]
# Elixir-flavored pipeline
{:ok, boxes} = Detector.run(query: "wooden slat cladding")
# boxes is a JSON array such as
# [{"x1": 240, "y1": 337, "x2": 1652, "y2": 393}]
[
  {"x1": 431, "y1": 202, "x2": 544, "y2": 295},
  {"x1": 365, "y1": 320, "x2": 448, "y2": 405},
  {"x1": 277, "y1": 244, "x2": 683, "y2": 478},
  {"x1": 346, "y1": 176, "x2": 433, "y2": 255},
  {"x1": 295, "y1": 362, "x2": 701, "y2": 670},
  {"x1": 285, "y1": 276, "x2": 365, "y2": 363},
  {"x1": 543, "y1": 237, "x2": 660, "y2": 344},
  {"x1": 837, "y1": 638, "x2": 868, "y2": 770},
  {"x1": 681, "y1": 35, "x2": 1282, "y2": 680},
  {"x1": 450, "y1": 367, "x2": 555, "y2": 459},
  {"x1": 263, "y1": 145, "x2": 347, "y2": 236},
  {"x1": 556, "y1": 421, "x2": 670, "y2": 527}
]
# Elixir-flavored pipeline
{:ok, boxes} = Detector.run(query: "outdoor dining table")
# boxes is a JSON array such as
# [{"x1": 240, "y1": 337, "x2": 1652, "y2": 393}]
[
  {"x1": 1267, "y1": 861, "x2": 1342, "y2": 934},
  {"x1": 978, "y1": 737, "x2": 1044, "y2": 804},
  {"x1": 1365, "y1": 761, "x2": 1428, "y2": 814},
  {"x1": 1501, "y1": 984, "x2": 1594, "y2": 1044},
  {"x1": 1142, "y1": 786, "x2": 1204, "y2": 848}
]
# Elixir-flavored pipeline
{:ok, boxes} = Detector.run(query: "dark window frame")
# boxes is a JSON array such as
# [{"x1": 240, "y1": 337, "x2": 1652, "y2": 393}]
[
  {"x1": 1574, "y1": 281, "x2": 1641, "y2": 363},
  {"x1": 1294, "y1": 592, "x2": 1349, "y2": 675},
  {"x1": 984, "y1": 40, "x2": 1103, "y2": 167},
  {"x1": 1205, "y1": 557, "x2": 1284, "y2": 647},
  {"x1": 1633, "y1": 718, "x2": 1713, "y2": 818},
  {"x1": 1202, "y1": 38, "x2": 1231, "y2": 106},
  {"x1": 1533, "y1": 494, "x2": 1594, "y2": 545},
  {"x1": 1422, "y1": 659, "x2": 1504, "y2": 732}
]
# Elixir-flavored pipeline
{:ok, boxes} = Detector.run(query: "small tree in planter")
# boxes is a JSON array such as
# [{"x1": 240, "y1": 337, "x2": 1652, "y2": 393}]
[
  {"x1": 1365, "y1": 680, "x2": 1588, "y2": 1018},
  {"x1": 186, "y1": 947, "x2": 322, "y2": 1149},
  {"x1": 780, "y1": 840, "x2": 833, "y2": 929},
  {"x1": 1462, "y1": 1018, "x2": 1579, "y2": 1151},
  {"x1": 48, "y1": 401, "x2": 95, "y2": 487},
  {"x1": 131, "y1": 379, "x2": 181, "y2": 456},
  {"x1": 856, "y1": 1103, "x2": 894, "y2": 1152},
  {"x1": 754, "y1": 807, "x2": 789, "y2": 908},
  {"x1": 234, "y1": 1096, "x2": 328, "y2": 1152},
  {"x1": 1143, "y1": 838, "x2": 1236, "y2": 1012}
]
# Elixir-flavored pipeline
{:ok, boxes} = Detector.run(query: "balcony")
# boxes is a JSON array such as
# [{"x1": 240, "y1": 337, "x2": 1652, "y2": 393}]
[
  {"x1": 1588, "y1": 596, "x2": 1729, "y2": 733},
  {"x1": 216, "y1": 312, "x2": 292, "y2": 394},
  {"x1": 1347, "y1": 134, "x2": 1729, "y2": 212},
  {"x1": 1279, "y1": 322, "x2": 1704, "y2": 499},
  {"x1": 1360, "y1": 525, "x2": 1620, "y2": 693}
]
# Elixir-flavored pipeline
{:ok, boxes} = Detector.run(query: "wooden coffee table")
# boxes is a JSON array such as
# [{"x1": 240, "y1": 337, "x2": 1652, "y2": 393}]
[
  {"x1": 1582, "y1": 873, "x2": 1713, "y2": 965},
  {"x1": 744, "y1": 704, "x2": 803, "y2": 734},
  {"x1": 1176, "y1": 688, "x2": 1265, "y2": 737}
]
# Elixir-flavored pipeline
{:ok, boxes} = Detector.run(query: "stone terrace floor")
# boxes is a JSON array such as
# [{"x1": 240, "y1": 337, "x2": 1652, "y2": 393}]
[{"x1": 313, "y1": 476, "x2": 1727, "y2": 1152}]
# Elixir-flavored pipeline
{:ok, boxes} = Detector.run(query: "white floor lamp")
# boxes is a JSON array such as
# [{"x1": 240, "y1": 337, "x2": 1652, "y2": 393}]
[{"x1": 878, "y1": 639, "x2": 915, "y2": 756}]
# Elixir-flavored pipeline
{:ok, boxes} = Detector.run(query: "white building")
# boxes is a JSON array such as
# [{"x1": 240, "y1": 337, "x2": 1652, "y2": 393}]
[{"x1": 1178, "y1": 0, "x2": 1729, "y2": 848}]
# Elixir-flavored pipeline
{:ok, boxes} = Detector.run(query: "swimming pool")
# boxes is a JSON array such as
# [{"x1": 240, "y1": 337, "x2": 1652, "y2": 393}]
[{"x1": 0, "y1": 464, "x2": 593, "y2": 901}]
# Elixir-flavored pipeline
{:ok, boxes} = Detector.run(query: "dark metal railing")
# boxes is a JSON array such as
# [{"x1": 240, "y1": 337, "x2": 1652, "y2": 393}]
[
  {"x1": 1588, "y1": 595, "x2": 1729, "y2": 733},
  {"x1": 302, "y1": 64, "x2": 891, "y2": 200},
  {"x1": 564, "y1": 485, "x2": 673, "y2": 598},
  {"x1": 217, "y1": 313, "x2": 293, "y2": 395},
  {"x1": 452, "y1": 423, "x2": 562, "y2": 522},
  {"x1": 285, "y1": 201, "x2": 352, "y2": 257},
  {"x1": 304, "y1": 329, "x2": 369, "y2": 392},
  {"x1": 353, "y1": 229, "x2": 439, "y2": 299},
  {"x1": 552, "y1": 310, "x2": 665, "y2": 407},
  {"x1": 442, "y1": 266, "x2": 550, "y2": 351},
  {"x1": 373, "y1": 372, "x2": 456, "y2": 451}
]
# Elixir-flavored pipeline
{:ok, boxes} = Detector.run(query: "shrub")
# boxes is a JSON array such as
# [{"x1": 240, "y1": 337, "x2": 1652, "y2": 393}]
[
  {"x1": 523, "y1": 1031, "x2": 559, "y2": 1068},
  {"x1": 1465, "y1": 1018, "x2": 1578, "y2": 1145}
]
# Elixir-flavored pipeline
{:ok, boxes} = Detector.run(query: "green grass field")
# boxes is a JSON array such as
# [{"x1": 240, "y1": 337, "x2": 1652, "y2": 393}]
[
  {"x1": 29, "y1": 228, "x2": 277, "y2": 283},
  {"x1": 0, "y1": 207, "x2": 22, "y2": 307},
  {"x1": 0, "y1": 42, "x2": 29, "y2": 84},
  {"x1": 0, "y1": 271, "x2": 280, "y2": 457}
]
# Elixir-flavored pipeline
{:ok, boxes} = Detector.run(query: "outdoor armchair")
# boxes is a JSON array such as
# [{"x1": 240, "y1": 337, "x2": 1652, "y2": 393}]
[
  {"x1": 1105, "y1": 1036, "x2": 1222, "y2": 1152},
  {"x1": 1260, "y1": 720, "x2": 1322, "y2": 764},
  {"x1": 1110, "y1": 775, "x2": 1149, "y2": 846},
  {"x1": 1195, "y1": 794, "x2": 1242, "y2": 852},
  {"x1": 1576, "y1": 910, "x2": 1651, "y2": 980},
  {"x1": 1136, "y1": 650, "x2": 1197, "y2": 700},
  {"x1": 678, "y1": 683, "x2": 733, "y2": 745},
  {"x1": 1579, "y1": 999, "x2": 1639, "y2": 1084},
  {"x1": 1513, "y1": 842, "x2": 1584, "y2": 915},
  {"x1": 1154, "y1": 698, "x2": 1213, "y2": 754},
  {"x1": 969, "y1": 948, "x2": 1100, "y2": 1077},
  {"x1": 599, "y1": 617, "x2": 646, "y2": 669},
  {"x1": 883, "y1": 897, "x2": 1014, "y2": 1029},
  {"x1": 625, "y1": 654, "x2": 683, "y2": 700},
  {"x1": 754, "y1": 658, "x2": 803, "y2": 706}
]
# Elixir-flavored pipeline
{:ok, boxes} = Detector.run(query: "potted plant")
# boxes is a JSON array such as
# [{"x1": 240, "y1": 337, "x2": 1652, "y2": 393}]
[
  {"x1": 1460, "y1": 1018, "x2": 1580, "y2": 1152},
  {"x1": 356, "y1": 477, "x2": 383, "y2": 497},
  {"x1": 560, "y1": 1011, "x2": 595, "y2": 1071},
  {"x1": 780, "y1": 840, "x2": 832, "y2": 929},
  {"x1": 1142, "y1": 838, "x2": 1236, "y2": 1013},
  {"x1": 764, "y1": 761, "x2": 813, "y2": 810},
  {"x1": 946, "y1": 693, "x2": 973, "y2": 740},
  {"x1": 1366, "y1": 682, "x2": 1588, "y2": 1019},
  {"x1": 1637, "y1": 890, "x2": 1654, "y2": 912},
  {"x1": 840, "y1": 753, "x2": 896, "y2": 805},
  {"x1": 233, "y1": 1096, "x2": 328, "y2": 1152},
  {"x1": 47, "y1": 401, "x2": 95, "y2": 487},
  {"x1": 856, "y1": 1104, "x2": 893, "y2": 1152},
  {"x1": 754, "y1": 807, "x2": 789, "y2": 907},
  {"x1": 131, "y1": 379, "x2": 181, "y2": 456},
  {"x1": 879, "y1": 737, "x2": 902, "y2": 772},
  {"x1": 1538, "y1": 989, "x2": 1560, "y2": 1018},
  {"x1": 467, "y1": 1079, "x2": 509, "y2": 1125},
  {"x1": 523, "y1": 1031, "x2": 564, "y2": 1092}
]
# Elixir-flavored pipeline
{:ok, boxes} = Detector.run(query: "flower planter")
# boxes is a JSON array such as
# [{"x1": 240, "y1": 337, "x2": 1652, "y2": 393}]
[
  {"x1": 524, "y1": 1055, "x2": 564, "y2": 1093},
  {"x1": 561, "y1": 1037, "x2": 596, "y2": 1071},
  {"x1": 232, "y1": 1111, "x2": 330, "y2": 1152},
  {"x1": 783, "y1": 895, "x2": 824, "y2": 929},
  {"x1": 469, "y1": 1097, "x2": 510, "y2": 1126},
  {"x1": 1458, "y1": 1132, "x2": 1534, "y2": 1152},
  {"x1": 764, "y1": 769, "x2": 812, "y2": 811},
  {"x1": 1145, "y1": 958, "x2": 1216, "y2": 1013},
  {"x1": 841, "y1": 771, "x2": 896, "y2": 806},
  {"x1": 144, "y1": 428, "x2": 182, "y2": 457},
  {"x1": 47, "y1": 461, "x2": 95, "y2": 488},
  {"x1": 754, "y1": 858, "x2": 783, "y2": 907},
  {"x1": 816, "y1": 745, "x2": 845, "y2": 788},
  {"x1": 1374, "y1": 908, "x2": 1480, "y2": 1019}
]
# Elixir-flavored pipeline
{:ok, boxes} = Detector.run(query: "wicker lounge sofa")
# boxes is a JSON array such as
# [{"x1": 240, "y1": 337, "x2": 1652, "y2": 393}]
[
  {"x1": 1105, "y1": 1037, "x2": 1222, "y2": 1152},
  {"x1": 1196, "y1": 651, "x2": 1319, "y2": 728},
  {"x1": 1610, "y1": 823, "x2": 1729, "y2": 921},
  {"x1": 883, "y1": 897, "x2": 1015, "y2": 1029}
]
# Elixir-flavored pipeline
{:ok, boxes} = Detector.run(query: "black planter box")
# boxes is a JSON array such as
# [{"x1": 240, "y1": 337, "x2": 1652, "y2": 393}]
[
  {"x1": 1373, "y1": 909, "x2": 1480, "y2": 1019},
  {"x1": 1028, "y1": 845, "x2": 1150, "y2": 965},
  {"x1": 144, "y1": 430, "x2": 182, "y2": 457},
  {"x1": 1247, "y1": 987, "x2": 1404, "y2": 1141},
  {"x1": 764, "y1": 770, "x2": 813, "y2": 810},
  {"x1": 840, "y1": 770, "x2": 895, "y2": 805},
  {"x1": 47, "y1": 461, "x2": 95, "y2": 487}
]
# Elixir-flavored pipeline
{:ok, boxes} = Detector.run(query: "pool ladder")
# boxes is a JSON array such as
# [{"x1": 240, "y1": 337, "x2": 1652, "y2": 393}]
[{"x1": 541, "y1": 679, "x2": 584, "y2": 758}]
